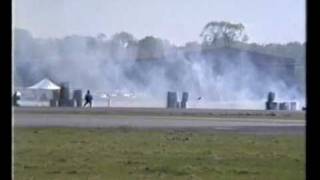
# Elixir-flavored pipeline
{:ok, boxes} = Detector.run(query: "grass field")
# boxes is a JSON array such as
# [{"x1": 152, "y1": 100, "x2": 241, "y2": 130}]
[{"x1": 13, "y1": 127, "x2": 305, "y2": 180}]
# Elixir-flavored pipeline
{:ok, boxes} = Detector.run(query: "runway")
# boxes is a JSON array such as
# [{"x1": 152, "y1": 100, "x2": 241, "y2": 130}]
[{"x1": 13, "y1": 107, "x2": 305, "y2": 134}]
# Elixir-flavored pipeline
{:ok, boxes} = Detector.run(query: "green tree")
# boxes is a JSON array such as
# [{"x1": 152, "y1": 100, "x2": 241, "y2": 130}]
[
  {"x1": 200, "y1": 21, "x2": 248, "y2": 48},
  {"x1": 110, "y1": 32, "x2": 137, "y2": 60},
  {"x1": 137, "y1": 36, "x2": 164, "y2": 60},
  {"x1": 111, "y1": 32, "x2": 136, "y2": 47}
]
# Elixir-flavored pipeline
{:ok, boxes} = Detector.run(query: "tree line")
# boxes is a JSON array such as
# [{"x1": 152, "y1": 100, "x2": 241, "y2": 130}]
[{"x1": 14, "y1": 21, "x2": 305, "y2": 90}]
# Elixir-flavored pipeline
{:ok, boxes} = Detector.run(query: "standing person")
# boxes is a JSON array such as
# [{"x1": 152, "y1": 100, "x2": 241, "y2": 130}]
[{"x1": 84, "y1": 90, "x2": 93, "y2": 108}]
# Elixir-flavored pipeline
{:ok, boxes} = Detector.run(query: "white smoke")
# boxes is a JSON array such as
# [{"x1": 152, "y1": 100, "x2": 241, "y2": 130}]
[{"x1": 14, "y1": 29, "x2": 305, "y2": 109}]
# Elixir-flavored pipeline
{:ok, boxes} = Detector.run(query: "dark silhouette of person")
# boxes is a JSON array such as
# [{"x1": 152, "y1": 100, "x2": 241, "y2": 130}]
[{"x1": 84, "y1": 90, "x2": 93, "y2": 108}]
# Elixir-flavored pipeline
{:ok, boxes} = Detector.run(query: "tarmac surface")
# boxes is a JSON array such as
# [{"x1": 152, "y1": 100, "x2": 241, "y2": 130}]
[{"x1": 13, "y1": 107, "x2": 305, "y2": 135}]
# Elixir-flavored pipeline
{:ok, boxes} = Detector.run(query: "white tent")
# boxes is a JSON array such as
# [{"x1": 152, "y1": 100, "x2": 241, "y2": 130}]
[
  {"x1": 28, "y1": 78, "x2": 60, "y2": 90},
  {"x1": 27, "y1": 78, "x2": 60, "y2": 106}
]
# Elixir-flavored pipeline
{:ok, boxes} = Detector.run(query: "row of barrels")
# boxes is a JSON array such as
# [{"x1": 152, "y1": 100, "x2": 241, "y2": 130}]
[
  {"x1": 167, "y1": 92, "x2": 189, "y2": 109},
  {"x1": 50, "y1": 83, "x2": 83, "y2": 107},
  {"x1": 265, "y1": 92, "x2": 297, "y2": 111}
]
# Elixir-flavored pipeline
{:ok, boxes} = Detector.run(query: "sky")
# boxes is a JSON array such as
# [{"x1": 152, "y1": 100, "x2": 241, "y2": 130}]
[{"x1": 13, "y1": 0, "x2": 305, "y2": 45}]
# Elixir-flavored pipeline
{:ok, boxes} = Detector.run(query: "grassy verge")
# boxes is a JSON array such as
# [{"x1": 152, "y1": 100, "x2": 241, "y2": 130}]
[{"x1": 13, "y1": 127, "x2": 305, "y2": 180}]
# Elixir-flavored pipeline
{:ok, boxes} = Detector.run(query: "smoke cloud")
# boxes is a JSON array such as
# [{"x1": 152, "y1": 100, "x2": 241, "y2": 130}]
[{"x1": 13, "y1": 28, "x2": 305, "y2": 109}]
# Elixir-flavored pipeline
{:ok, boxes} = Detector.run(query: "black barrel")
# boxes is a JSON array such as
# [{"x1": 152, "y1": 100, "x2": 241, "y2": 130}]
[
  {"x1": 12, "y1": 92, "x2": 20, "y2": 107},
  {"x1": 267, "y1": 92, "x2": 275, "y2": 102},
  {"x1": 167, "y1": 91, "x2": 178, "y2": 108},
  {"x1": 181, "y1": 92, "x2": 189, "y2": 109},
  {"x1": 73, "y1": 89, "x2": 83, "y2": 107},
  {"x1": 266, "y1": 101, "x2": 278, "y2": 110},
  {"x1": 58, "y1": 82, "x2": 70, "y2": 107},
  {"x1": 60, "y1": 82, "x2": 70, "y2": 100},
  {"x1": 279, "y1": 102, "x2": 289, "y2": 110},
  {"x1": 182, "y1": 92, "x2": 189, "y2": 102}
]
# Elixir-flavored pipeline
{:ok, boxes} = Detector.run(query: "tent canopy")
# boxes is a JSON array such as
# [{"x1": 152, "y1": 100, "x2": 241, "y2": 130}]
[{"x1": 28, "y1": 78, "x2": 60, "y2": 90}]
